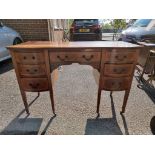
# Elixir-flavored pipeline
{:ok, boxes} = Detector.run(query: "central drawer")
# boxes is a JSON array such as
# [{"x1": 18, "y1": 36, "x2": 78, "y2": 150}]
[
  {"x1": 21, "y1": 78, "x2": 49, "y2": 92},
  {"x1": 101, "y1": 77, "x2": 131, "y2": 91},
  {"x1": 50, "y1": 49, "x2": 101, "y2": 63}
]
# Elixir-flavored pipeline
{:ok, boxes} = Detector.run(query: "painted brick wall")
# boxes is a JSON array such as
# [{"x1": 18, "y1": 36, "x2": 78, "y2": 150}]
[{"x1": 2, "y1": 19, "x2": 49, "y2": 41}]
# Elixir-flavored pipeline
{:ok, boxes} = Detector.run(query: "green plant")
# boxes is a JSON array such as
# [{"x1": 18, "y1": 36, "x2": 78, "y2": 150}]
[
  {"x1": 102, "y1": 23, "x2": 112, "y2": 29},
  {"x1": 68, "y1": 19, "x2": 74, "y2": 28},
  {"x1": 110, "y1": 19, "x2": 127, "y2": 40}
]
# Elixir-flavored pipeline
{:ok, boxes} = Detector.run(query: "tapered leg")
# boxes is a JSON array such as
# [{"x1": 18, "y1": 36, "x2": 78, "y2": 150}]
[
  {"x1": 121, "y1": 89, "x2": 130, "y2": 114},
  {"x1": 49, "y1": 89, "x2": 55, "y2": 115},
  {"x1": 96, "y1": 88, "x2": 102, "y2": 115},
  {"x1": 110, "y1": 91, "x2": 113, "y2": 96},
  {"x1": 37, "y1": 92, "x2": 40, "y2": 97},
  {"x1": 20, "y1": 90, "x2": 29, "y2": 114},
  {"x1": 44, "y1": 50, "x2": 56, "y2": 115}
]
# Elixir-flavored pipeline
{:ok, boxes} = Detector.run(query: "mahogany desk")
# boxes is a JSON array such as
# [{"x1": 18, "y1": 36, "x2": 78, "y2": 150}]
[{"x1": 7, "y1": 41, "x2": 140, "y2": 116}]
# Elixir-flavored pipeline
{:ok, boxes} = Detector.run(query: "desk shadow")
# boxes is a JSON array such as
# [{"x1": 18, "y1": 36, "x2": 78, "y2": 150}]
[
  {"x1": 85, "y1": 94, "x2": 129, "y2": 135},
  {"x1": 0, "y1": 59, "x2": 13, "y2": 74},
  {"x1": 1, "y1": 118, "x2": 43, "y2": 135},
  {"x1": 135, "y1": 75, "x2": 155, "y2": 104},
  {"x1": 0, "y1": 93, "x2": 42, "y2": 135},
  {"x1": 41, "y1": 115, "x2": 56, "y2": 135}
]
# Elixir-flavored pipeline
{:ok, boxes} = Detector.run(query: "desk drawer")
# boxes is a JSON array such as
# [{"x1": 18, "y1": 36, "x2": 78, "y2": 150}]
[
  {"x1": 101, "y1": 77, "x2": 130, "y2": 91},
  {"x1": 104, "y1": 64, "x2": 134, "y2": 77},
  {"x1": 21, "y1": 78, "x2": 49, "y2": 92},
  {"x1": 15, "y1": 52, "x2": 45, "y2": 64},
  {"x1": 50, "y1": 50, "x2": 101, "y2": 63},
  {"x1": 104, "y1": 49, "x2": 138, "y2": 63},
  {"x1": 19, "y1": 64, "x2": 47, "y2": 77}
]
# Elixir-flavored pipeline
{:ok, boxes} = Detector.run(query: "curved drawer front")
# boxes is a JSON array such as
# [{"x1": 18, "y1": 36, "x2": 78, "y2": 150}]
[
  {"x1": 21, "y1": 78, "x2": 49, "y2": 92},
  {"x1": 104, "y1": 64, "x2": 134, "y2": 77},
  {"x1": 102, "y1": 77, "x2": 130, "y2": 91},
  {"x1": 19, "y1": 64, "x2": 47, "y2": 77},
  {"x1": 104, "y1": 49, "x2": 138, "y2": 63},
  {"x1": 15, "y1": 52, "x2": 45, "y2": 64},
  {"x1": 50, "y1": 49, "x2": 101, "y2": 63}
]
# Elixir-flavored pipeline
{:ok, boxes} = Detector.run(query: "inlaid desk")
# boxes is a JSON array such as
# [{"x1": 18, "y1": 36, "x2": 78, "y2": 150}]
[{"x1": 7, "y1": 41, "x2": 141, "y2": 116}]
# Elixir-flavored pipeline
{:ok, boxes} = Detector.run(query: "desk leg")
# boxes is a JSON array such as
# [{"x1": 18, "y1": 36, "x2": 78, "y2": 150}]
[
  {"x1": 97, "y1": 68, "x2": 103, "y2": 116},
  {"x1": 44, "y1": 50, "x2": 56, "y2": 115},
  {"x1": 20, "y1": 90, "x2": 29, "y2": 114},
  {"x1": 49, "y1": 88, "x2": 55, "y2": 115},
  {"x1": 10, "y1": 51, "x2": 29, "y2": 114},
  {"x1": 97, "y1": 87, "x2": 102, "y2": 115},
  {"x1": 110, "y1": 91, "x2": 113, "y2": 96},
  {"x1": 121, "y1": 89, "x2": 130, "y2": 114}
]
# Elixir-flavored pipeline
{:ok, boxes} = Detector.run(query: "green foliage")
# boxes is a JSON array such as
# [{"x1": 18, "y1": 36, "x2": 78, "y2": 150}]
[
  {"x1": 68, "y1": 19, "x2": 74, "y2": 28},
  {"x1": 106, "y1": 19, "x2": 127, "y2": 40},
  {"x1": 102, "y1": 23, "x2": 112, "y2": 29},
  {"x1": 110, "y1": 19, "x2": 127, "y2": 32}
]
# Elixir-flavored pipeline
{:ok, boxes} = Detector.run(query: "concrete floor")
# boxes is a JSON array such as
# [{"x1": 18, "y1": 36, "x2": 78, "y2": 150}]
[{"x1": 0, "y1": 60, "x2": 155, "y2": 135}]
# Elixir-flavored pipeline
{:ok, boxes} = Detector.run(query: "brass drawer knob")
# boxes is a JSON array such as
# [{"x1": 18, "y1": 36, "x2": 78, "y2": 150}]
[
  {"x1": 111, "y1": 81, "x2": 122, "y2": 87},
  {"x1": 115, "y1": 55, "x2": 127, "y2": 61},
  {"x1": 29, "y1": 83, "x2": 33, "y2": 87},
  {"x1": 26, "y1": 69, "x2": 38, "y2": 73},
  {"x1": 57, "y1": 55, "x2": 68, "y2": 61},
  {"x1": 111, "y1": 82, "x2": 115, "y2": 85},
  {"x1": 29, "y1": 83, "x2": 40, "y2": 89},
  {"x1": 113, "y1": 68, "x2": 126, "y2": 74},
  {"x1": 82, "y1": 55, "x2": 94, "y2": 61}
]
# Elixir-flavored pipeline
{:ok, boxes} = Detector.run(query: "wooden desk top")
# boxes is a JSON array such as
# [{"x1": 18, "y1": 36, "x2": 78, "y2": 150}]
[
  {"x1": 138, "y1": 42, "x2": 155, "y2": 47},
  {"x1": 7, "y1": 41, "x2": 140, "y2": 49}
]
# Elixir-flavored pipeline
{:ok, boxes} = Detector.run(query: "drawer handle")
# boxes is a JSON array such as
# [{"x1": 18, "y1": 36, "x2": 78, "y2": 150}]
[
  {"x1": 32, "y1": 56, "x2": 35, "y2": 59},
  {"x1": 29, "y1": 83, "x2": 40, "y2": 89},
  {"x1": 23, "y1": 56, "x2": 27, "y2": 59},
  {"x1": 26, "y1": 69, "x2": 38, "y2": 73},
  {"x1": 111, "y1": 82, "x2": 122, "y2": 87},
  {"x1": 57, "y1": 55, "x2": 68, "y2": 61},
  {"x1": 111, "y1": 82, "x2": 115, "y2": 85},
  {"x1": 113, "y1": 68, "x2": 126, "y2": 74},
  {"x1": 115, "y1": 55, "x2": 127, "y2": 61},
  {"x1": 82, "y1": 55, "x2": 94, "y2": 61}
]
